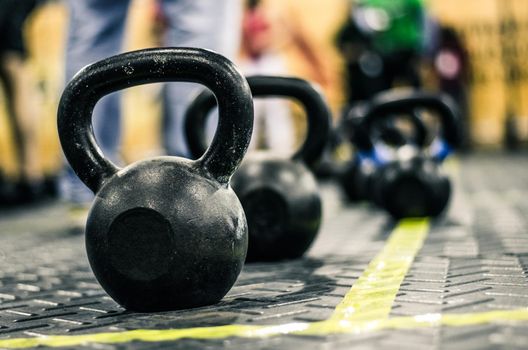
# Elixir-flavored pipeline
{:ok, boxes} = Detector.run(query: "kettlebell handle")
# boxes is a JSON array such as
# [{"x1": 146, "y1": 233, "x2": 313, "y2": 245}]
[
  {"x1": 58, "y1": 48, "x2": 253, "y2": 192},
  {"x1": 354, "y1": 89, "x2": 460, "y2": 153},
  {"x1": 185, "y1": 76, "x2": 331, "y2": 168},
  {"x1": 342, "y1": 101, "x2": 428, "y2": 149}
]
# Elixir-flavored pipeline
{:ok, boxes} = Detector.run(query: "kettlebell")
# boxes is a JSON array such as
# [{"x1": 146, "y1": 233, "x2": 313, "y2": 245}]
[
  {"x1": 339, "y1": 97, "x2": 428, "y2": 202},
  {"x1": 58, "y1": 48, "x2": 254, "y2": 312},
  {"x1": 354, "y1": 89, "x2": 460, "y2": 218},
  {"x1": 185, "y1": 76, "x2": 331, "y2": 261}
]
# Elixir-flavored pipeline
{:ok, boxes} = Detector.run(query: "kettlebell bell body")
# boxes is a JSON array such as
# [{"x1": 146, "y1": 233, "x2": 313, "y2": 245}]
[
  {"x1": 185, "y1": 76, "x2": 331, "y2": 261},
  {"x1": 58, "y1": 48, "x2": 254, "y2": 311},
  {"x1": 86, "y1": 159, "x2": 247, "y2": 311},
  {"x1": 354, "y1": 89, "x2": 460, "y2": 219},
  {"x1": 230, "y1": 154, "x2": 321, "y2": 260},
  {"x1": 340, "y1": 98, "x2": 427, "y2": 203},
  {"x1": 340, "y1": 158, "x2": 376, "y2": 202},
  {"x1": 371, "y1": 156, "x2": 451, "y2": 218}
]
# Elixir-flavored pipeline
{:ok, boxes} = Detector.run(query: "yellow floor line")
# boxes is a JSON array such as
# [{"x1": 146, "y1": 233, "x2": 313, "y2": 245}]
[
  {"x1": 3, "y1": 308, "x2": 528, "y2": 349},
  {"x1": 327, "y1": 218, "x2": 429, "y2": 323},
  {"x1": 1, "y1": 218, "x2": 527, "y2": 348},
  {"x1": 300, "y1": 307, "x2": 528, "y2": 335}
]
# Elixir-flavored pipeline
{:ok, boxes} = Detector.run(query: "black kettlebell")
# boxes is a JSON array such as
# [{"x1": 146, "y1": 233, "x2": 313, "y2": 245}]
[
  {"x1": 339, "y1": 97, "x2": 428, "y2": 202},
  {"x1": 354, "y1": 89, "x2": 460, "y2": 218},
  {"x1": 185, "y1": 76, "x2": 331, "y2": 261},
  {"x1": 58, "y1": 48, "x2": 254, "y2": 312}
]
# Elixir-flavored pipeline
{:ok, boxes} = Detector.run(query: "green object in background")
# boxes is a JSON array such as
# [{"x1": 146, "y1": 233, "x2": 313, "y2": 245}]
[{"x1": 356, "y1": 0, "x2": 424, "y2": 54}]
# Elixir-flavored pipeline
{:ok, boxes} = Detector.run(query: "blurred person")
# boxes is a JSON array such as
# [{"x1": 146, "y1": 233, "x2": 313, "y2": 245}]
[
  {"x1": 238, "y1": 0, "x2": 295, "y2": 155},
  {"x1": 0, "y1": 0, "x2": 44, "y2": 203},
  {"x1": 433, "y1": 26, "x2": 470, "y2": 149},
  {"x1": 336, "y1": 12, "x2": 386, "y2": 104},
  {"x1": 357, "y1": 0, "x2": 425, "y2": 88},
  {"x1": 239, "y1": 0, "x2": 346, "y2": 178},
  {"x1": 338, "y1": 0, "x2": 425, "y2": 107},
  {"x1": 258, "y1": 0, "x2": 331, "y2": 91},
  {"x1": 61, "y1": 0, "x2": 243, "y2": 225},
  {"x1": 334, "y1": 0, "x2": 427, "y2": 178},
  {"x1": 230, "y1": 0, "x2": 331, "y2": 155}
]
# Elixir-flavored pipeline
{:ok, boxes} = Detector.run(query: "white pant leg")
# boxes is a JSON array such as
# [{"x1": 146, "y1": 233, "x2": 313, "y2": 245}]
[
  {"x1": 61, "y1": 0, "x2": 130, "y2": 204},
  {"x1": 240, "y1": 53, "x2": 296, "y2": 156},
  {"x1": 162, "y1": 0, "x2": 243, "y2": 156}
]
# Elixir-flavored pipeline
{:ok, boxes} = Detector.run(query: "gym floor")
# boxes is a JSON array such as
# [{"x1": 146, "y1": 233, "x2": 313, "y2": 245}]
[{"x1": 0, "y1": 152, "x2": 527, "y2": 349}]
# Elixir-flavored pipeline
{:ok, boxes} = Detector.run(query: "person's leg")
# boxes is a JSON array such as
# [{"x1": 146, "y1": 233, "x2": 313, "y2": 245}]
[
  {"x1": 0, "y1": 53, "x2": 41, "y2": 183},
  {"x1": 241, "y1": 53, "x2": 295, "y2": 156},
  {"x1": 66, "y1": 0, "x2": 131, "y2": 159},
  {"x1": 161, "y1": 0, "x2": 243, "y2": 157},
  {"x1": 262, "y1": 97, "x2": 295, "y2": 156},
  {"x1": 0, "y1": 0, "x2": 41, "y2": 196},
  {"x1": 61, "y1": 0, "x2": 130, "y2": 205},
  {"x1": 0, "y1": 56, "x2": 25, "y2": 180}
]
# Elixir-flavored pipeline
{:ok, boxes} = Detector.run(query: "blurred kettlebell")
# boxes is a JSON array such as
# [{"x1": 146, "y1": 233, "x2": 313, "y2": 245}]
[
  {"x1": 185, "y1": 76, "x2": 331, "y2": 261},
  {"x1": 339, "y1": 98, "x2": 427, "y2": 202},
  {"x1": 58, "y1": 48, "x2": 254, "y2": 311},
  {"x1": 354, "y1": 89, "x2": 460, "y2": 218}
]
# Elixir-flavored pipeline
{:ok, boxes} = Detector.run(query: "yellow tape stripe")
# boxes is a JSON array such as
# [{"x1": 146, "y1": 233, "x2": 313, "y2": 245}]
[
  {"x1": 317, "y1": 308, "x2": 528, "y2": 334},
  {"x1": 329, "y1": 218, "x2": 429, "y2": 322},
  {"x1": 3, "y1": 309, "x2": 528, "y2": 349}
]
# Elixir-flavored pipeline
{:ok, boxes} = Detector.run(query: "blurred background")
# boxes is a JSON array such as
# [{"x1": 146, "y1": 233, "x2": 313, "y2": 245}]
[{"x1": 0, "y1": 0, "x2": 527, "y2": 205}]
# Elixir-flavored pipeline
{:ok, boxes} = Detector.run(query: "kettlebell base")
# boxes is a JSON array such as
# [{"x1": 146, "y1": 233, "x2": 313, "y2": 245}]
[{"x1": 115, "y1": 291, "x2": 226, "y2": 313}]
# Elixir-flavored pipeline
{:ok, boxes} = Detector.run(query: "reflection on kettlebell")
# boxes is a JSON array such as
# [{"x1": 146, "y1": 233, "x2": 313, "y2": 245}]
[
  {"x1": 339, "y1": 99, "x2": 428, "y2": 202},
  {"x1": 353, "y1": 89, "x2": 460, "y2": 219},
  {"x1": 58, "y1": 48, "x2": 254, "y2": 312},
  {"x1": 185, "y1": 76, "x2": 331, "y2": 262}
]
